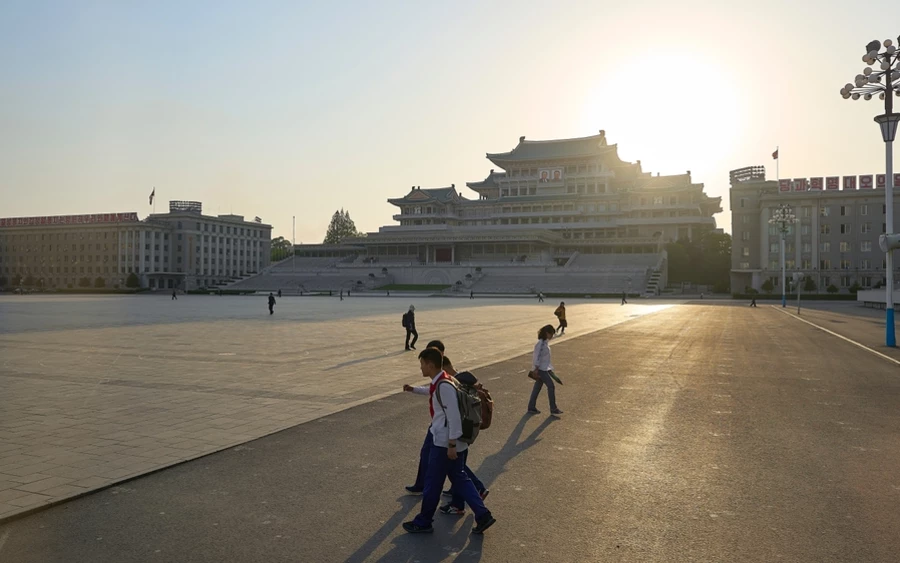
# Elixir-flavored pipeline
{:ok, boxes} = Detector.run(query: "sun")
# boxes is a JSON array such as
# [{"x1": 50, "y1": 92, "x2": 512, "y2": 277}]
[{"x1": 581, "y1": 51, "x2": 746, "y2": 173}]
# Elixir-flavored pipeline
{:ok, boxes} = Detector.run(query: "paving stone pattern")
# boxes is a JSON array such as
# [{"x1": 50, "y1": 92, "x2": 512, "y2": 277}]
[{"x1": 0, "y1": 294, "x2": 671, "y2": 521}]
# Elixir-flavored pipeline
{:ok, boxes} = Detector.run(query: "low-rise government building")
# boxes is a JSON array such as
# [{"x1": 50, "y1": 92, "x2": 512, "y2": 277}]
[
  {"x1": 0, "y1": 201, "x2": 271, "y2": 291},
  {"x1": 729, "y1": 166, "x2": 900, "y2": 293}
]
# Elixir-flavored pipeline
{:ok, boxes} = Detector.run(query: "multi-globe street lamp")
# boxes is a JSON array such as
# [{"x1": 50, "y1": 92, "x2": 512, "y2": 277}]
[
  {"x1": 840, "y1": 36, "x2": 900, "y2": 346},
  {"x1": 768, "y1": 204, "x2": 797, "y2": 308}
]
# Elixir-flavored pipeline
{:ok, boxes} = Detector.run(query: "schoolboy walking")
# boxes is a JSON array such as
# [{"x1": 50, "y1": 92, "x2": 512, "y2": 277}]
[
  {"x1": 403, "y1": 340, "x2": 445, "y2": 494},
  {"x1": 403, "y1": 347, "x2": 495, "y2": 534}
]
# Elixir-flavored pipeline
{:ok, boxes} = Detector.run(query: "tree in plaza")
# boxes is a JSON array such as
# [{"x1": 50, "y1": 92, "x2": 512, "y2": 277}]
[
  {"x1": 761, "y1": 279, "x2": 774, "y2": 294},
  {"x1": 23, "y1": 275, "x2": 35, "y2": 287},
  {"x1": 78, "y1": 277, "x2": 91, "y2": 288},
  {"x1": 664, "y1": 232, "x2": 731, "y2": 290},
  {"x1": 803, "y1": 277, "x2": 817, "y2": 292},
  {"x1": 125, "y1": 273, "x2": 141, "y2": 288},
  {"x1": 94, "y1": 277, "x2": 105, "y2": 288},
  {"x1": 270, "y1": 236, "x2": 293, "y2": 262},
  {"x1": 323, "y1": 209, "x2": 363, "y2": 244},
  {"x1": 826, "y1": 284, "x2": 839, "y2": 294}
]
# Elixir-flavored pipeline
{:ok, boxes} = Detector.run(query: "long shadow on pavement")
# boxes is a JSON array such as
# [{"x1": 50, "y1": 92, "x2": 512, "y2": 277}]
[{"x1": 344, "y1": 413, "x2": 555, "y2": 563}]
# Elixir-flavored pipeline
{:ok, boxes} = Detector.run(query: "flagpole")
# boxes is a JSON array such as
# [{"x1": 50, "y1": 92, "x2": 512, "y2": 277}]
[{"x1": 776, "y1": 146, "x2": 780, "y2": 183}]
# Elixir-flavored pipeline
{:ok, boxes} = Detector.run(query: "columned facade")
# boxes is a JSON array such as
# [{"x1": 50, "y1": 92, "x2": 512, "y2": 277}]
[{"x1": 0, "y1": 202, "x2": 272, "y2": 291}]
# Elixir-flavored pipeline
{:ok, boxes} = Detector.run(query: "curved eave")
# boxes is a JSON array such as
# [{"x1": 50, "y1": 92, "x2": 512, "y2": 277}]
[{"x1": 486, "y1": 144, "x2": 622, "y2": 168}]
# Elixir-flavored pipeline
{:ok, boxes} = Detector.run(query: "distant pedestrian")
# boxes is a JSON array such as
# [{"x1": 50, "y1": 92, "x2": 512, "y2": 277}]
[
  {"x1": 340, "y1": 289, "x2": 344, "y2": 301},
  {"x1": 469, "y1": 290, "x2": 474, "y2": 300},
  {"x1": 700, "y1": 292, "x2": 704, "y2": 300},
  {"x1": 554, "y1": 302, "x2": 567, "y2": 335},
  {"x1": 537, "y1": 292, "x2": 544, "y2": 303},
  {"x1": 528, "y1": 324, "x2": 563, "y2": 415},
  {"x1": 621, "y1": 291, "x2": 627, "y2": 305},
  {"x1": 750, "y1": 297, "x2": 757, "y2": 307},
  {"x1": 171, "y1": 289, "x2": 177, "y2": 300},
  {"x1": 403, "y1": 305, "x2": 418, "y2": 350},
  {"x1": 402, "y1": 348, "x2": 495, "y2": 535},
  {"x1": 268, "y1": 292, "x2": 276, "y2": 315},
  {"x1": 277, "y1": 289, "x2": 282, "y2": 298},
  {"x1": 387, "y1": 290, "x2": 390, "y2": 296}
]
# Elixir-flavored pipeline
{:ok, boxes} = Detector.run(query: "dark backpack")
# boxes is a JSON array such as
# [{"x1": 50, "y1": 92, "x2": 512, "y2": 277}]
[
  {"x1": 401, "y1": 312, "x2": 409, "y2": 327},
  {"x1": 436, "y1": 380, "x2": 483, "y2": 445},
  {"x1": 454, "y1": 371, "x2": 493, "y2": 431}
]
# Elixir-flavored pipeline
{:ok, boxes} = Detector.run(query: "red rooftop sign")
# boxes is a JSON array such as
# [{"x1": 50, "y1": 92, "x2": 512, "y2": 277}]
[{"x1": 0, "y1": 212, "x2": 139, "y2": 228}]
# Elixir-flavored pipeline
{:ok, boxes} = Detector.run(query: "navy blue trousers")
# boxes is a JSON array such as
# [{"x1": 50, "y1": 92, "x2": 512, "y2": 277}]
[
  {"x1": 412, "y1": 445, "x2": 490, "y2": 527},
  {"x1": 412, "y1": 428, "x2": 433, "y2": 490},
  {"x1": 448, "y1": 448, "x2": 485, "y2": 509}
]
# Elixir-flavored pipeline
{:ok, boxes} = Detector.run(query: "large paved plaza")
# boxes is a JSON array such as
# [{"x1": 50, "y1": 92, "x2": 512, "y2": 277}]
[
  {"x1": 0, "y1": 293, "x2": 668, "y2": 521},
  {"x1": 2, "y1": 295, "x2": 900, "y2": 562}
]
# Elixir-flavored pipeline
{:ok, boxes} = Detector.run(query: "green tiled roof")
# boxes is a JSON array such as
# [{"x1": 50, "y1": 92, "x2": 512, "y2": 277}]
[
  {"x1": 466, "y1": 170, "x2": 505, "y2": 189},
  {"x1": 387, "y1": 186, "x2": 464, "y2": 205},
  {"x1": 486, "y1": 132, "x2": 617, "y2": 163}
]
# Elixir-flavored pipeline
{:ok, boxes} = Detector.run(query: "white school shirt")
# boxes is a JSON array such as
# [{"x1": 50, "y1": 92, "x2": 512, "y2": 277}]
[
  {"x1": 428, "y1": 372, "x2": 468, "y2": 453},
  {"x1": 532, "y1": 339, "x2": 553, "y2": 371}
]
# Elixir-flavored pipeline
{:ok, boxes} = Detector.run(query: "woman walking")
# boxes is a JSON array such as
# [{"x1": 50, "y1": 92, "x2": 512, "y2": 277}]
[{"x1": 528, "y1": 324, "x2": 563, "y2": 415}]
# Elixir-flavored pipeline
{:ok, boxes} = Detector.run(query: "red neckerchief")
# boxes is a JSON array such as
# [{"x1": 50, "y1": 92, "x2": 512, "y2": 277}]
[{"x1": 428, "y1": 371, "x2": 451, "y2": 418}]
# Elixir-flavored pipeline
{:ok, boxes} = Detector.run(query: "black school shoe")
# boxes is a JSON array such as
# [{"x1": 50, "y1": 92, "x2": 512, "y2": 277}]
[
  {"x1": 405, "y1": 485, "x2": 423, "y2": 494},
  {"x1": 471, "y1": 514, "x2": 496, "y2": 534},
  {"x1": 402, "y1": 521, "x2": 434, "y2": 534}
]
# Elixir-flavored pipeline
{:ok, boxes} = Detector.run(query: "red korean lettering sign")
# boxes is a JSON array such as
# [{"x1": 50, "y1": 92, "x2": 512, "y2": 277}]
[
  {"x1": 779, "y1": 179, "x2": 792, "y2": 192},
  {"x1": 809, "y1": 177, "x2": 823, "y2": 190},
  {"x1": 843, "y1": 176, "x2": 857, "y2": 190},
  {"x1": 793, "y1": 178, "x2": 808, "y2": 191},
  {"x1": 826, "y1": 177, "x2": 839, "y2": 190},
  {"x1": 877, "y1": 174, "x2": 886, "y2": 188},
  {"x1": 860, "y1": 175, "x2": 874, "y2": 189}
]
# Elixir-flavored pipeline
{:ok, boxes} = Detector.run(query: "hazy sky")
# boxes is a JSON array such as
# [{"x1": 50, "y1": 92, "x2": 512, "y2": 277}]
[{"x1": 2, "y1": 1, "x2": 900, "y2": 241}]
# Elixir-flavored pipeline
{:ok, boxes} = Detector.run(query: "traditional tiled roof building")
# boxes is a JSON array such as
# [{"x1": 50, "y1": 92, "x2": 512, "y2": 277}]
[{"x1": 350, "y1": 131, "x2": 721, "y2": 265}]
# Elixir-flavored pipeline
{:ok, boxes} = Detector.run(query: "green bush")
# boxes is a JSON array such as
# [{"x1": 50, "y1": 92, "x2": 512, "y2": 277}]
[
  {"x1": 125, "y1": 273, "x2": 140, "y2": 288},
  {"x1": 826, "y1": 284, "x2": 839, "y2": 294},
  {"x1": 803, "y1": 277, "x2": 817, "y2": 292},
  {"x1": 94, "y1": 277, "x2": 105, "y2": 288}
]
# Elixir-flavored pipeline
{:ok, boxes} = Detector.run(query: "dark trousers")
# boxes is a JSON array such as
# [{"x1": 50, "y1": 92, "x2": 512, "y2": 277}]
[
  {"x1": 412, "y1": 428, "x2": 433, "y2": 489},
  {"x1": 528, "y1": 369, "x2": 559, "y2": 411},
  {"x1": 405, "y1": 328, "x2": 418, "y2": 349},
  {"x1": 412, "y1": 445, "x2": 490, "y2": 527},
  {"x1": 268, "y1": 304, "x2": 274, "y2": 314},
  {"x1": 449, "y1": 448, "x2": 486, "y2": 509}
]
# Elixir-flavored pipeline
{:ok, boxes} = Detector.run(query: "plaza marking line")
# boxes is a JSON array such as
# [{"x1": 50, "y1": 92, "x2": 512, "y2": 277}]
[{"x1": 772, "y1": 306, "x2": 900, "y2": 367}]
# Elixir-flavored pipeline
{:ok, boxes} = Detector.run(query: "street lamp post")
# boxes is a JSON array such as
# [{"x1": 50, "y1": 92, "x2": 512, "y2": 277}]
[
  {"x1": 841, "y1": 36, "x2": 900, "y2": 347},
  {"x1": 768, "y1": 204, "x2": 797, "y2": 307}
]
